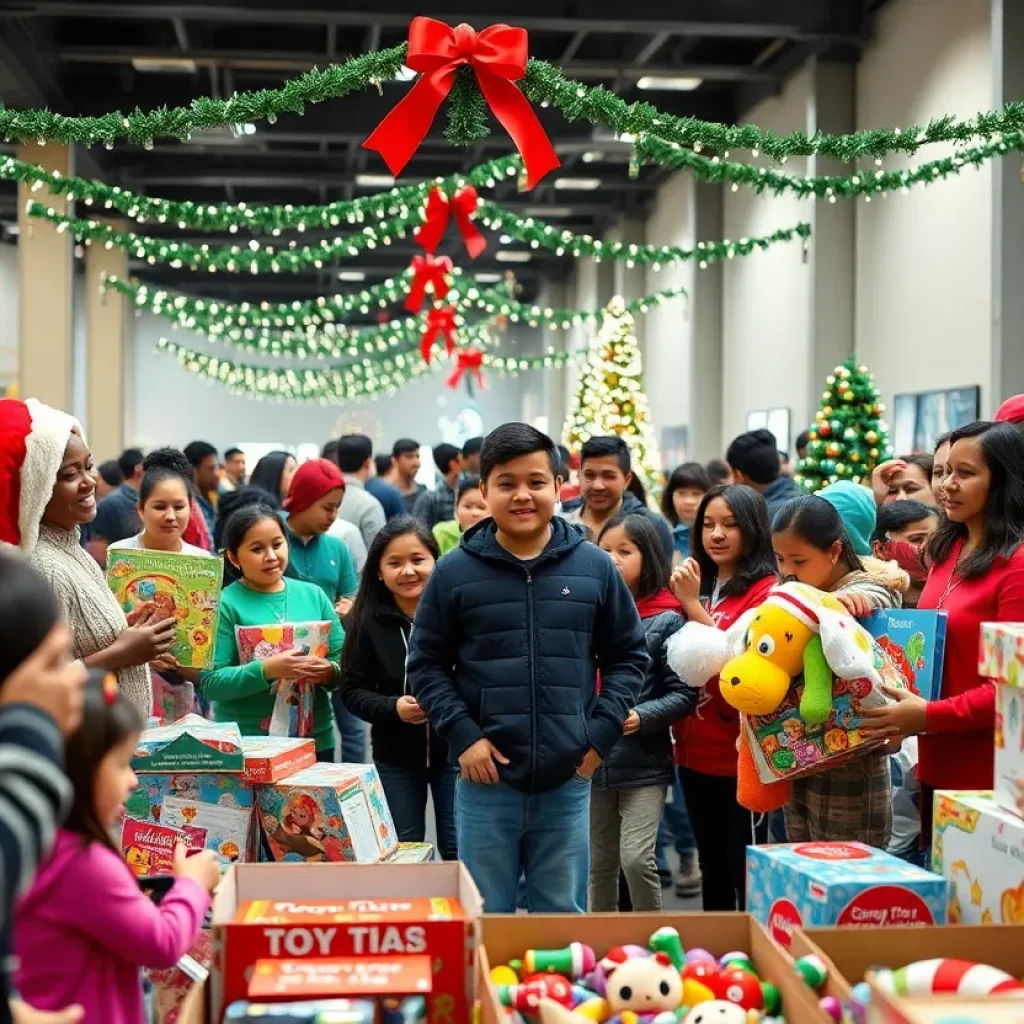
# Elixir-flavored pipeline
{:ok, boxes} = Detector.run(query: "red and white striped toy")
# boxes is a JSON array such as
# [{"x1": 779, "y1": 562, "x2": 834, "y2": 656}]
[{"x1": 874, "y1": 959, "x2": 1024, "y2": 998}]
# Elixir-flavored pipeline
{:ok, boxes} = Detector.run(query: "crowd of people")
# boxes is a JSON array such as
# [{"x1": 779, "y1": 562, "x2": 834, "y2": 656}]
[{"x1": 2, "y1": 392, "x2": 1024, "y2": 1020}]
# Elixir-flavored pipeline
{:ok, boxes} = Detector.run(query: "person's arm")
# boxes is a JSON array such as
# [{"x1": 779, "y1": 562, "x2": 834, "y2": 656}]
[
  {"x1": 323, "y1": 592, "x2": 345, "y2": 688},
  {"x1": 589, "y1": 562, "x2": 648, "y2": 758},
  {"x1": 341, "y1": 632, "x2": 402, "y2": 724},
  {"x1": 634, "y1": 618, "x2": 696, "y2": 733},
  {"x1": 199, "y1": 595, "x2": 268, "y2": 700},
  {"x1": 835, "y1": 578, "x2": 900, "y2": 615},
  {"x1": 407, "y1": 563, "x2": 482, "y2": 757},
  {"x1": 0, "y1": 705, "x2": 71, "y2": 931}
]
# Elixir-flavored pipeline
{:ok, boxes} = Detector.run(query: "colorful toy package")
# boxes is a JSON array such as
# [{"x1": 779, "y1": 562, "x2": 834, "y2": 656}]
[
  {"x1": 995, "y1": 681, "x2": 1024, "y2": 818},
  {"x1": 979, "y1": 621, "x2": 1024, "y2": 686},
  {"x1": 747, "y1": 841, "x2": 948, "y2": 948},
  {"x1": 864, "y1": 608, "x2": 947, "y2": 702},
  {"x1": 147, "y1": 929, "x2": 212, "y2": 1024},
  {"x1": 106, "y1": 548, "x2": 222, "y2": 669},
  {"x1": 240, "y1": 736, "x2": 317, "y2": 784},
  {"x1": 125, "y1": 771, "x2": 256, "y2": 866},
  {"x1": 236, "y1": 621, "x2": 332, "y2": 738},
  {"x1": 385, "y1": 843, "x2": 434, "y2": 864},
  {"x1": 133, "y1": 714, "x2": 244, "y2": 773},
  {"x1": 932, "y1": 790, "x2": 1024, "y2": 925},
  {"x1": 247, "y1": 956, "x2": 432, "y2": 1000},
  {"x1": 256, "y1": 763, "x2": 398, "y2": 864},
  {"x1": 742, "y1": 639, "x2": 909, "y2": 784},
  {"x1": 121, "y1": 817, "x2": 207, "y2": 877}
]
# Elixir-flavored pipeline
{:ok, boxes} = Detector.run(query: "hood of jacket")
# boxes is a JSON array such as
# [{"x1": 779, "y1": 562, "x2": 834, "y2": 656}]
[
  {"x1": 460, "y1": 514, "x2": 584, "y2": 564},
  {"x1": 838, "y1": 555, "x2": 911, "y2": 596}
]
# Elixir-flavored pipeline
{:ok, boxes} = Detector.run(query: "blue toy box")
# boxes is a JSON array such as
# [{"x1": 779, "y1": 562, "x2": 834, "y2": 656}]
[{"x1": 747, "y1": 841, "x2": 949, "y2": 949}]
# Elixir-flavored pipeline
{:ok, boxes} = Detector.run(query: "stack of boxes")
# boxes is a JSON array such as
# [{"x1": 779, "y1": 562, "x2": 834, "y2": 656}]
[{"x1": 932, "y1": 622, "x2": 1024, "y2": 925}]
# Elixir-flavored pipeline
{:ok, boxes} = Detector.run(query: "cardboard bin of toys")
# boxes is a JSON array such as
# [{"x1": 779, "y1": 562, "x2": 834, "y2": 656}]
[
  {"x1": 789, "y1": 923, "x2": 1024, "y2": 1024},
  {"x1": 209, "y1": 861, "x2": 483, "y2": 1023},
  {"x1": 478, "y1": 914, "x2": 829, "y2": 1024}
]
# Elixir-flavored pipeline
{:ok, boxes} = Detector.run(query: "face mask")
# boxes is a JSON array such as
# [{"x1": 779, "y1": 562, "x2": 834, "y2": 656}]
[{"x1": 881, "y1": 538, "x2": 928, "y2": 583}]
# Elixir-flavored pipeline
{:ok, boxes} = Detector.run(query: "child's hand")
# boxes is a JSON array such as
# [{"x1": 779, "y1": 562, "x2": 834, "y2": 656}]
[
  {"x1": 859, "y1": 684, "x2": 928, "y2": 739},
  {"x1": 293, "y1": 657, "x2": 335, "y2": 685},
  {"x1": 261, "y1": 649, "x2": 306, "y2": 680},
  {"x1": 670, "y1": 559, "x2": 701, "y2": 605},
  {"x1": 836, "y1": 591, "x2": 873, "y2": 618},
  {"x1": 458, "y1": 738, "x2": 509, "y2": 784},
  {"x1": 396, "y1": 695, "x2": 427, "y2": 724},
  {"x1": 623, "y1": 710, "x2": 641, "y2": 735},
  {"x1": 335, "y1": 597, "x2": 354, "y2": 618},
  {"x1": 10, "y1": 999, "x2": 83, "y2": 1024},
  {"x1": 173, "y1": 844, "x2": 220, "y2": 893}
]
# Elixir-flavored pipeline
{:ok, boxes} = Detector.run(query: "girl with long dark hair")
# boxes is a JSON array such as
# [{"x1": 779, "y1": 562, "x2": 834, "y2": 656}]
[
  {"x1": 666, "y1": 484, "x2": 777, "y2": 910},
  {"x1": 339, "y1": 516, "x2": 456, "y2": 859}
]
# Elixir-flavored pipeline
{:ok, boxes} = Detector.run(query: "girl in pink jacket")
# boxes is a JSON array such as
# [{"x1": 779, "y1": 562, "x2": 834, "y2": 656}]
[{"x1": 14, "y1": 675, "x2": 219, "y2": 1024}]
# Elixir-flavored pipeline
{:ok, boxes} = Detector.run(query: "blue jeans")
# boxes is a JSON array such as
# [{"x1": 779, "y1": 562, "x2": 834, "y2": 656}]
[
  {"x1": 456, "y1": 775, "x2": 591, "y2": 913},
  {"x1": 656, "y1": 770, "x2": 695, "y2": 872},
  {"x1": 376, "y1": 762, "x2": 458, "y2": 861},
  {"x1": 332, "y1": 697, "x2": 367, "y2": 763}
]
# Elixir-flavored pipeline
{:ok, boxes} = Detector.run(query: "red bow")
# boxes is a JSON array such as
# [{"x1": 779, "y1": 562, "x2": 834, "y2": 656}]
[
  {"x1": 405, "y1": 253, "x2": 453, "y2": 313},
  {"x1": 363, "y1": 17, "x2": 560, "y2": 190},
  {"x1": 420, "y1": 305, "x2": 458, "y2": 363},
  {"x1": 414, "y1": 186, "x2": 486, "y2": 259},
  {"x1": 447, "y1": 347, "x2": 485, "y2": 389}
]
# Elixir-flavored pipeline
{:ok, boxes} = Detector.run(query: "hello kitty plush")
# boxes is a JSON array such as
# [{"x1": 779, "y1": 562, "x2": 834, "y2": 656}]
[
  {"x1": 604, "y1": 950, "x2": 683, "y2": 1024},
  {"x1": 681, "y1": 1002, "x2": 758, "y2": 1024}
]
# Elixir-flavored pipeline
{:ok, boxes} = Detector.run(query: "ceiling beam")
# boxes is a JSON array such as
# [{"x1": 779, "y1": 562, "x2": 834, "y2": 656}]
[
  {"x1": 1, "y1": 2, "x2": 867, "y2": 42},
  {"x1": 628, "y1": 31, "x2": 672, "y2": 66},
  {"x1": 559, "y1": 31, "x2": 587, "y2": 63}
]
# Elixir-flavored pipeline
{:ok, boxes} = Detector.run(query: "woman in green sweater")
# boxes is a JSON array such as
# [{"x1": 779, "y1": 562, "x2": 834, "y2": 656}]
[{"x1": 200, "y1": 504, "x2": 343, "y2": 760}]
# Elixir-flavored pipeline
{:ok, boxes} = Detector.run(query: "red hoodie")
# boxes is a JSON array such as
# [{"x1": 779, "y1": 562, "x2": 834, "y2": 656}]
[
  {"x1": 673, "y1": 574, "x2": 777, "y2": 776},
  {"x1": 636, "y1": 588, "x2": 684, "y2": 620}
]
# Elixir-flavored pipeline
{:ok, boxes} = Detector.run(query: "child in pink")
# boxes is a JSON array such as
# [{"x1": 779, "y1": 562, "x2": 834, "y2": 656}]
[{"x1": 14, "y1": 675, "x2": 219, "y2": 1024}]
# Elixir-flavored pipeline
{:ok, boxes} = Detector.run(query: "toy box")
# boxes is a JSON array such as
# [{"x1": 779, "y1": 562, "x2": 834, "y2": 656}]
[
  {"x1": 133, "y1": 714, "x2": 244, "y2": 773},
  {"x1": 120, "y1": 817, "x2": 207, "y2": 876},
  {"x1": 747, "y1": 842, "x2": 948, "y2": 948},
  {"x1": 210, "y1": 862, "x2": 482, "y2": 1024},
  {"x1": 147, "y1": 930, "x2": 212, "y2": 1024},
  {"x1": 743, "y1": 644, "x2": 909, "y2": 783},
  {"x1": 248, "y1": 956, "x2": 432, "y2": 1001},
  {"x1": 125, "y1": 771, "x2": 256, "y2": 866},
  {"x1": 864, "y1": 609, "x2": 947, "y2": 702},
  {"x1": 995, "y1": 682, "x2": 1024, "y2": 818},
  {"x1": 386, "y1": 843, "x2": 434, "y2": 864},
  {"x1": 979, "y1": 621, "x2": 1024, "y2": 685},
  {"x1": 256, "y1": 763, "x2": 398, "y2": 864},
  {"x1": 932, "y1": 790, "x2": 1024, "y2": 925},
  {"x1": 107, "y1": 548, "x2": 222, "y2": 669},
  {"x1": 240, "y1": 736, "x2": 317, "y2": 784}
]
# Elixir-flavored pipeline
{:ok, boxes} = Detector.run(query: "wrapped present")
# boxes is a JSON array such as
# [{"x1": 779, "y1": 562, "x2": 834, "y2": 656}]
[
  {"x1": 133, "y1": 714, "x2": 243, "y2": 773},
  {"x1": 864, "y1": 608, "x2": 947, "y2": 702},
  {"x1": 980, "y1": 622, "x2": 1024, "y2": 686},
  {"x1": 107, "y1": 549, "x2": 222, "y2": 669},
  {"x1": 995, "y1": 682, "x2": 1024, "y2": 817}
]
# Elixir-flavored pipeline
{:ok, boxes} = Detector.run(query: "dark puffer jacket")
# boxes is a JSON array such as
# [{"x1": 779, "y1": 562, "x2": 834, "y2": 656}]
[
  {"x1": 408, "y1": 517, "x2": 648, "y2": 794},
  {"x1": 338, "y1": 608, "x2": 448, "y2": 770},
  {"x1": 593, "y1": 598, "x2": 695, "y2": 790},
  {"x1": 561, "y1": 491, "x2": 675, "y2": 564}
]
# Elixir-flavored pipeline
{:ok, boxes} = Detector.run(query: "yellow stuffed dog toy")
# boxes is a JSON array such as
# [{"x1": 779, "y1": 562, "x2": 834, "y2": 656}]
[{"x1": 667, "y1": 582, "x2": 881, "y2": 811}]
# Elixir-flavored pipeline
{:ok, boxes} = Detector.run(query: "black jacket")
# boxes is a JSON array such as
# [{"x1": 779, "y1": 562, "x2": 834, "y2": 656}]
[
  {"x1": 407, "y1": 517, "x2": 648, "y2": 793},
  {"x1": 338, "y1": 608, "x2": 448, "y2": 770},
  {"x1": 592, "y1": 607, "x2": 694, "y2": 790},
  {"x1": 560, "y1": 492, "x2": 675, "y2": 564}
]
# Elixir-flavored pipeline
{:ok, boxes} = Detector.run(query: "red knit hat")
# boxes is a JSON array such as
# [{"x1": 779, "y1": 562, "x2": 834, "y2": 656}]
[
  {"x1": 282, "y1": 458, "x2": 345, "y2": 515},
  {"x1": 0, "y1": 398, "x2": 85, "y2": 553},
  {"x1": 994, "y1": 394, "x2": 1024, "y2": 424}
]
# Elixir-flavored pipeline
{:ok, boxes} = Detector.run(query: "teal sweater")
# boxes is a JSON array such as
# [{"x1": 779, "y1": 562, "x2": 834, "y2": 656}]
[
  {"x1": 283, "y1": 523, "x2": 357, "y2": 601},
  {"x1": 200, "y1": 578, "x2": 344, "y2": 751}
]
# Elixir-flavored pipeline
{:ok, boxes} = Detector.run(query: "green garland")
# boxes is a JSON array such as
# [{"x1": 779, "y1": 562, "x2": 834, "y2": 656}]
[
  {"x1": 156, "y1": 334, "x2": 574, "y2": 403},
  {"x1": 633, "y1": 132, "x2": 1024, "y2": 201}
]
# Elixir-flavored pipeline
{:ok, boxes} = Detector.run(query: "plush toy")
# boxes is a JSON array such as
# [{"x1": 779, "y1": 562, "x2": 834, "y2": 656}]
[
  {"x1": 667, "y1": 581, "x2": 882, "y2": 812},
  {"x1": 680, "y1": 1002, "x2": 759, "y2": 1024},
  {"x1": 604, "y1": 950, "x2": 683, "y2": 1022}
]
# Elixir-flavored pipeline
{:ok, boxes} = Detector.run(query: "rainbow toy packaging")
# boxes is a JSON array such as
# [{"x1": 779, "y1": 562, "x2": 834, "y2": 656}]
[
  {"x1": 106, "y1": 548, "x2": 222, "y2": 669},
  {"x1": 747, "y1": 842, "x2": 948, "y2": 948}
]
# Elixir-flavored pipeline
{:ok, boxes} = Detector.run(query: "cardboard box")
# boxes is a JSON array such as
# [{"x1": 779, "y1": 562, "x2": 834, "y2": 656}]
[
  {"x1": 386, "y1": 843, "x2": 434, "y2": 864},
  {"x1": 478, "y1": 914, "x2": 823, "y2": 1024},
  {"x1": 210, "y1": 862, "x2": 482, "y2": 1024},
  {"x1": 134, "y1": 715, "x2": 244, "y2": 773},
  {"x1": 256, "y1": 763, "x2": 398, "y2": 864},
  {"x1": 932, "y1": 790, "x2": 1024, "y2": 925},
  {"x1": 995, "y1": 682, "x2": 1024, "y2": 818},
  {"x1": 747, "y1": 842, "x2": 948, "y2": 948},
  {"x1": 121, "y1": 817, "x2": 207, "y2": 876},
  {"x1": 866, "y1": 993, "x2": 1024, "y2": 1024},
  {"x1": 979, "y1": 621, "x2": 1024, "y2": 686},
  {"x1": 240, "y1": 736, "x2": 317, "y2": 784},
  {"x1": 248, "y1": 956, "x2": 433, "y2": 1000}
]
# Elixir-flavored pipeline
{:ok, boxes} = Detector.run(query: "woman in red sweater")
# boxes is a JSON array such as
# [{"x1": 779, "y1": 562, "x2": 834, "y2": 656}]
[
  {"x1": 667, "y1": 484, "x2": 777, "y2": 910},
  {"x1": 862, "y1": 422, "x2": 1024, "y2": 834}
]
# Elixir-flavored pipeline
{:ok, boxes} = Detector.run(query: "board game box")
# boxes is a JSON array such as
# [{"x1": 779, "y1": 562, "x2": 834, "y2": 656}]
[
  {"x1": 120, "y1": 817, "x2": 207, "y2": 877},
  {"x1": 106, "y1": 548, "x2": 222, "y2": 670},
  {"x1": 863, "y1": 608, "x2": 947, "y2": 702},
  {"x1": 133, "y1": 714, "x2": 244, "y2": 773}
]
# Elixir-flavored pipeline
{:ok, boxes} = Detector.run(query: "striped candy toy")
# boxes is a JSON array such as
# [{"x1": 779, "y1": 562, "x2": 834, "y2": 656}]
[{"x1": 874, "y1": 958, "x2": 1024, "y2": 997}]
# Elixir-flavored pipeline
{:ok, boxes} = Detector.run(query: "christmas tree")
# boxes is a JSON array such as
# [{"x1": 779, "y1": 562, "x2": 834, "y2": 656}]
[
  {"x1": 564, "y1": 295, "x2": 662, "y2": 488},
  {"x1": 795, "y1": 356, "x2": 892, "y2": 492}
]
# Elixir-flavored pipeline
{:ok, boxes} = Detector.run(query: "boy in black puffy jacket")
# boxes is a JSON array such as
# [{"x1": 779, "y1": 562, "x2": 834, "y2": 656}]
[{"x1": 408, "y1": 423, "x2": 647, "y2": 913}]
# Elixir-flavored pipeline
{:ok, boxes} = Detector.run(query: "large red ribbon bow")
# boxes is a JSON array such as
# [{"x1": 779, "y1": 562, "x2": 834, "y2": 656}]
[
  {"x1": 363, "y1": 17, "x2": 560, "y2": 190},
  {"x1": 414, "y1": 186, "x2": 486, "y2": 259},
  {"x1": 447, "y1": 347, "x2": 485, "y2": 389},
  {"x1": 420, "y1": 305, "x2": 458, "y2": 363},
  {"x1": 405, "y1": 253, "x2": 453, "y2": 313}
]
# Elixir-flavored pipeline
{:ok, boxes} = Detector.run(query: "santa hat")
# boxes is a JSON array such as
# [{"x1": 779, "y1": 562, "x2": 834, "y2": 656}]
[{"x1": 0, "y1": 398, "x2": 85, "y2": 554}]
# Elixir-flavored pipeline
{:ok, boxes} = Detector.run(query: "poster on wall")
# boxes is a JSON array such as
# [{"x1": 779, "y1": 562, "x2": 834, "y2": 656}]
[{"x1": 892, "y1": 386, "x2": 980, "y2": 453}]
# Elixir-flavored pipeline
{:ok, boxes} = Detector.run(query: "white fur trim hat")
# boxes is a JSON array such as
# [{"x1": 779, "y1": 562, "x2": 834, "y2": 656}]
[{"x1": 0, "y1": 398, "x2": 85, "y2": 554}]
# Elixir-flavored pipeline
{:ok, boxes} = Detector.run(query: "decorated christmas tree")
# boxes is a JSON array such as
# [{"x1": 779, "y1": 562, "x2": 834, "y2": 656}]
[
  {"x1": 564, "y1": 296, "x2": 662, "y2": 488},
  {"x1": 795, "y1": 356, "x2": 892, "y2": 492}
]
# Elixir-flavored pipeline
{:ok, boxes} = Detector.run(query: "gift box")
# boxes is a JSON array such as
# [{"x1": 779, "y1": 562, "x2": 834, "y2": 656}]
[
  {"x1": 743, "y1": 642, "x2": 909, "y2": 783},
  {"x1": 256, "y1": 763, "x2": 398, "y2": 864},
  {"x1": 994, "y1": 682, "x2": 1024, "y2": 817},
  {"x1": 210, "y1": 862, "x2": 482, "y2": 1023},
  {"x1": 932, "y1": 790, "x2": 1024, "y2": 925},
  {"x1": 240, "y1": 736, "x2": 317, "y2": 784},
  {"x1": 746, "y1": 842, "x2": 948, "y2": 949},
  {"x1": 386, "y1": 843, "x2": 434, "y2": 864},
  {"x1": 864, "y1": 609, "x2": 947, "y2": 702},
  {"x1": 979, "y1": 621, "x2": 1024, "y2": 686},
  {"x1": 133, "y1": 714, "x2": 244, "y2": 773},
  {"x1": 121, "y1": 817, "x2": 207, "y2": 877},
  {"x1": 107, "y1": 548, "x2": 223, "y2": 670}
]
